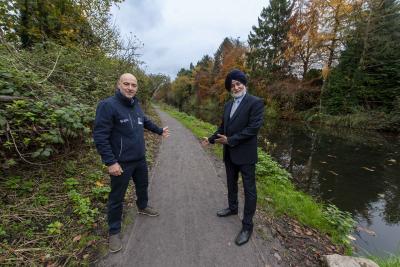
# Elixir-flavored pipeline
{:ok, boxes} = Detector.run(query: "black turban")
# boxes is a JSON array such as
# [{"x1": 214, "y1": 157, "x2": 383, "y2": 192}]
[{"x1": 225, "y1": 69, "x2": 247, "y2": 91}]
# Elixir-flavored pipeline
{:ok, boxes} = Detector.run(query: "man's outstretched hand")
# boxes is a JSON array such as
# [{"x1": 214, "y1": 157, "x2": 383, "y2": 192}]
[
  {"x1": 162, "y1": 126, "x2": 170, "y2": 138},
  {"x1": 201, "y1": 137, "x2": 209, "y2": 146}
]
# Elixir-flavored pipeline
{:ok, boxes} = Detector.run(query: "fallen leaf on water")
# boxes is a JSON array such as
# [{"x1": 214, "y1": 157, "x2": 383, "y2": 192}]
[
  {"x1": 357, "y1": 226, "x2": 376, "y2": 236},
  {"x1": 73, "y1": 235, "x2": 81, "y2": 242},
  {"x1": 328, "y1": 170, "x2": 339, "y2": 176},
  {"x1": 361, "y1": 167, "x2": 375, "y2": 172},
  {"x1": 347, "y1": 235, "x2": 356, "y2": 241}
]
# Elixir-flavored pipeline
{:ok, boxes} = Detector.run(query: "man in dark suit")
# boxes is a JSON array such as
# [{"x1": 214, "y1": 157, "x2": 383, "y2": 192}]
[{"x1": 202, "y1": 69, "x2": 264, "y2": 246}]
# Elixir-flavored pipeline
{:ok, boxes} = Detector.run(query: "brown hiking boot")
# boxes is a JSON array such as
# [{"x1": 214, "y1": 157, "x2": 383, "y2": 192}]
[
  {"x1": 109, "y1": 233, "x2": 122, "y2": 253},
  {"x1": 138, "y1": 206, "x2": 159, "y2": 217}
]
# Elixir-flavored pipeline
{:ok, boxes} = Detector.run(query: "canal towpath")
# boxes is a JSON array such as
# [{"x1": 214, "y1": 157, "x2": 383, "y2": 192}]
[{"x1": 97, "y1": 108, "x2": 279, "y2": 267}]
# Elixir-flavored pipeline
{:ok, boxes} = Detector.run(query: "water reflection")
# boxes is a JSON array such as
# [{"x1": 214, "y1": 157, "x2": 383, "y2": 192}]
[{"x1": 259, "y1": 121, "x2": 400, "y2": 256}]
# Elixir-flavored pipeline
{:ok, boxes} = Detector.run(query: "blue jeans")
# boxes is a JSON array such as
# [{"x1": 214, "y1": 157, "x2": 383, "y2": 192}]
[{"x1": 108, "y1": 159, "x2": 149, "y2": 235}]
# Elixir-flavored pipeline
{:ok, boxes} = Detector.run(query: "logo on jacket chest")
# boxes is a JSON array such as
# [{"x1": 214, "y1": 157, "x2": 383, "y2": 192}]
[{"x1": 119, "y1": 117, "x2": 143, "y2": 125}]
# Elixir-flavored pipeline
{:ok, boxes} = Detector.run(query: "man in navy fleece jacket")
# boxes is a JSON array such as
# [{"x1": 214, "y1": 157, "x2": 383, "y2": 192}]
[{"x1": 93, "y1": 73, "x2": 169, "y2": 253}]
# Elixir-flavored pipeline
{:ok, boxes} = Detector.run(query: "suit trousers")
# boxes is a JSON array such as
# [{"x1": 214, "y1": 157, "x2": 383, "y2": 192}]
[
  {"x1": 108, "y1": 158, "x2": 149, "y2": 234},
  {"x1": 224, "y1": 150, "x2": 257, "y2": 231}
]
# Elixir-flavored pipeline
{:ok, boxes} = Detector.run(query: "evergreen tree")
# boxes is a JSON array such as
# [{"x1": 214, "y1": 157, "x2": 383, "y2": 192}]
[
  {"x1": 247, "y1": 0, "x2": 294, "y2": 80},
  {"x1": 323, "y1": 0, "x2": 400, "y2": 114},
  {"x1": 213, "y1": 37, "x2": 234, "y2": 77},
  {"x1": 177, "y1": 67, "x2": 192, "y2": 77}
]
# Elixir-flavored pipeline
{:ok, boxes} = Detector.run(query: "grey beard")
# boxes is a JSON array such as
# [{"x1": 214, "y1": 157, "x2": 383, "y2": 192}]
[{"x1": 231, "y1": 88, "x2": 246, "y2": 98}]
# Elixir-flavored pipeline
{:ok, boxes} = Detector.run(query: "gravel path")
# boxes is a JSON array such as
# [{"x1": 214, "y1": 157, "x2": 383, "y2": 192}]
[{"x1": 98, "y1": 108, "x2": 275, "y2": 267}]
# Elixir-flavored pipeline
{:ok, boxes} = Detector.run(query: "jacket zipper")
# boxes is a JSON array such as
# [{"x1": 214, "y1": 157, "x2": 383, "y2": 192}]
[
  {"x1": 118, "y1": 137, "x2": 123, "y2": 158},
  {"x1": 128, "y1": 114, "x2": 134, "y2": 129}
]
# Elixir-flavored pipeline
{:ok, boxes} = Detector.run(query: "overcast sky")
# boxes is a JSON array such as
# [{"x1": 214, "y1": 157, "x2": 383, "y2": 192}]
[{"x1": 111, "y1": 0, "x2": 267, "y2": 78}]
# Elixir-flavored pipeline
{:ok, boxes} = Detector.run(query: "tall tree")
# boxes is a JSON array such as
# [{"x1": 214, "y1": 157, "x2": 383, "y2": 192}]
[
  {"x1": 212, "y1": 37, "x2": 234, "y2": 78},
  {"x1": 285, "y1": 0, "x2": 324, "y2": 79},
  {"x1": 319, "y1": 0, "x2": 354, "y2": 70},
  {"x1": 14, "y1": 0, "x2": 99, "y2": 48},
  {"x1": 193, "y1": 55, "x2": 214, "y2": 102},
  {"x1": 212, "y1": 38, "x2": 247, "y2": 103},
  {"x1": 323, "y1": 0, "x2": 400, "y2": 114},
  {"x1": 75, "y1": 0, "x2": 124, "y2": 53},
  {"x1": 247, "y1": 0, "x2": 294, "y2": 80},
  {"x1": 169, "y1": 75, "x2": 193, "y2": 112}
]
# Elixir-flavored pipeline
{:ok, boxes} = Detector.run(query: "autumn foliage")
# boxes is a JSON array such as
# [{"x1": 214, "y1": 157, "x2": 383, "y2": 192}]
[
  {"x1": 158, "y1": 0, "x2": 399, "y2": 130},
  {"x1": 157, "y1": 38, "x2": 247, "y2": 123}
]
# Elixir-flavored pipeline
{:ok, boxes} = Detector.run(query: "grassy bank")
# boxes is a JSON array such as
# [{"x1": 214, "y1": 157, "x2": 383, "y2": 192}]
[
  {"x1": 264, "y1": 100, "x2": 400, "y2": 132},
  {"x1": 301, "y1": 110, "x2": 400, "y2": 132},
  {"x1": 0, "y1": 107, "x2": 161, "y2": 266},
  {"x1": 371, "y1": 254, "x2": 400, "y2": 267},
  {"x1": 160, "y1": 104, "x2": 355, "y2": 251}
]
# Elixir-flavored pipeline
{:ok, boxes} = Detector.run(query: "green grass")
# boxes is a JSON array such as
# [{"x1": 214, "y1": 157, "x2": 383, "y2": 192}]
[
  {"x1": 370, "y1": 253, "x2": 400, "y2": 267},
  {"x1": 161, "y1": 105, "x2": 223, "y2": 158},
  {"x1": 302, "y1": 110, "x2": 400, "y2": 132},
  {"x1": 161, "y1": 104, "x2": 355, "y2": 251},
  {"x1": 255, "y1": 151, "x2": 354, "y2": 248}
]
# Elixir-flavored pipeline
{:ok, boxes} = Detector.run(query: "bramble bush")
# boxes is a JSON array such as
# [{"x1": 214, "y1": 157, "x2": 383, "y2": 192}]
[{"x1": 68, "y1": 189, "x2": 99, "y2": 227}]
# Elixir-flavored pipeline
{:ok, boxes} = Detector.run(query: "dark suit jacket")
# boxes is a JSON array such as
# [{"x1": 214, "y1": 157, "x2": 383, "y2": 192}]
[{"x1": 209, "y1": 93, "x2": 264, "y2": 165}]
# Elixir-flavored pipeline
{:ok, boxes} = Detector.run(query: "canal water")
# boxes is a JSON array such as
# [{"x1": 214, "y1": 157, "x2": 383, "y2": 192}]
[{"x1": 259, "y1": 121, "x2": 400, "y2": 256}]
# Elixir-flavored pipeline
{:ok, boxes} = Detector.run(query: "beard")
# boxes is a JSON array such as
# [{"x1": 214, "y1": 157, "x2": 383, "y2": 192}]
[{"x1": 231, "y1": 88, "x2": 246, "y2": 98}]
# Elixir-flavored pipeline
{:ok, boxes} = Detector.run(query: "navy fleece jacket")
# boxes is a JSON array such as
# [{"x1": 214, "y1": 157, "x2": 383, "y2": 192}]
[{"x1": 93, "y1": 90, "x2": 163, "y2": 166}]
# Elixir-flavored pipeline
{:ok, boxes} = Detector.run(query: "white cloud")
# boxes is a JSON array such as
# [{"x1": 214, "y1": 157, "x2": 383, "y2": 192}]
[{"x1": 111, "y1": 0, "x2": 267, "y2": 78}]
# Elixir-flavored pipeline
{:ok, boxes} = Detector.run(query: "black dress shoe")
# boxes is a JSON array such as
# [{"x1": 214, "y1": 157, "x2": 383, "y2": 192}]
[
  {"x1": 216, "y1": 208, "x2": 238, "y2": 217},
  {"x1": 235, "y1": 228, "x2": 252, "y2": 246}
]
